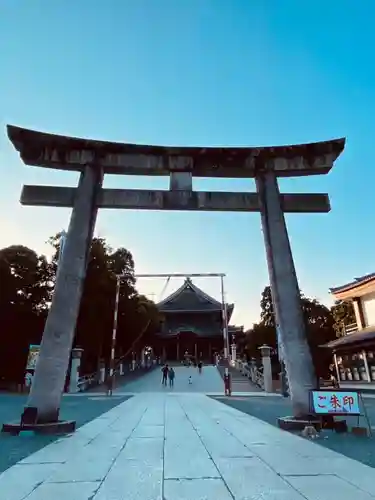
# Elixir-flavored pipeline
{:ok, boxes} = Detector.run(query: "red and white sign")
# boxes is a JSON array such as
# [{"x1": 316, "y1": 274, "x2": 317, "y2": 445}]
[{"x1": 311, "y1": 390, "x2": 360, "y2": 415}]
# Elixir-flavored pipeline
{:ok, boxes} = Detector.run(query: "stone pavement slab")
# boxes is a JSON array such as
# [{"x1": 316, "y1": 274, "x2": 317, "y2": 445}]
[
  {"x1": 2, "y1": 393, "x2": 375, "y2": 499},
  {"x1": 115, "y1": 365, "x2": 225, "y2": 393},
  {"x1": 0, "y1": 394, "x2": 130, "y2": 474},
  {"x1": 215, "y1": 394, "x2": 375, "y2": 469}
]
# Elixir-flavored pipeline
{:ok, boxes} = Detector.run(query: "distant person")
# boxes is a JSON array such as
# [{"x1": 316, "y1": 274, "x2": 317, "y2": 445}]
[
  {"x1": 198, "y1": 361, "x2": 202, "y2": 374},
  {"x1": 106, "y1": 373, "x2": 114, "y2": 396},
  {"x1": 161, "y1": 364, "x2": 169, "y2": 386},
  {"x1": 188, "y1": 375, "x2": 192, "y2": 385},
  {"x1": 24, "y1": 371, "x2": 33, "y2": 391},
  {"x1": 329, "y1": 364, "x2": 339, "y2": 388},
  {"x1": 168, "y1": 367, "x2": 175, "y2": 387}
]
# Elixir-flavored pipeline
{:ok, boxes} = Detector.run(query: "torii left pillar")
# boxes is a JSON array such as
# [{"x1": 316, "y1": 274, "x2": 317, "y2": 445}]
[{"x1": 23, "y1": 166, "x2": 103, "y2": 426}]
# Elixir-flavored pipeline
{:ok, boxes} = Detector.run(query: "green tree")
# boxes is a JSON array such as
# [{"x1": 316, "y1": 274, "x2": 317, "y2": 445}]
[
  {"x1": 0, "y1": 245, "x2": 51, "y2": 385},
  {"x1": 234, "y1": 328, "x2": 247, "y2": 357},
  {"x1": 246, "y1": 285, "x2": 337, "y2": 378},
  {"x1": 259, "y1": 286, "x2": 275, "y2": 327},
  {"x1": 48, "y1": 233, "x2": 161, "y2": 374},
  {"x1": 301, "y1": 296, "x2": 336, "y2": 377},
  {"x1": 244, "y1": 322, "x2": 277, "y2": 358},
  {"x1": 116, "y1": 294, "x2": 162, "y2": 362}
]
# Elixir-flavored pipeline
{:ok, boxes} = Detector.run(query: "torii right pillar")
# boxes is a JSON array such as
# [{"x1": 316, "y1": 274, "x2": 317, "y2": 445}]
[{"x1": 255, "y1": 152, "x2": 343, "y2": 430}]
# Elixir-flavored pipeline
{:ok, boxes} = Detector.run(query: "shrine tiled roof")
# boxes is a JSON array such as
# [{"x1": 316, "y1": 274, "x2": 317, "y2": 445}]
[
  {"x1": 322, "y1": 326, "x2": 375, "y2": 351},
  {"x1": 330, "y1": 272, "x2": 375, "y2": 299},
  {"x1": 156, "y1": 278, "x2": 234, "y2": 317}
]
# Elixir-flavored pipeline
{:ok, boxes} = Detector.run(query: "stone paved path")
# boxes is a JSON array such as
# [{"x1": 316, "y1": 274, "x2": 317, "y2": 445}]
[
  {"x1": 2, "y1": 393, "x2": 375, "y2": 499},
  {"x1": 216, "y1": 394, "x2": 375, "y2": 469},
  {"x1": 115, "y1": 365, "x2": 225, "y2": 393},
  {"x1": 0, "y1": 394, "x2": 129, "y2": 474}
]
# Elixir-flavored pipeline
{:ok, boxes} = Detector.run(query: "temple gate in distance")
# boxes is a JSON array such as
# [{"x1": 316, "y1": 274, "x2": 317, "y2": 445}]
[
  {"x1": 154, "y1": 277, "x2": 241, "y2": 363},
  {"x1": 5, "y1": 125, "x2": 345, "y2": 429}
]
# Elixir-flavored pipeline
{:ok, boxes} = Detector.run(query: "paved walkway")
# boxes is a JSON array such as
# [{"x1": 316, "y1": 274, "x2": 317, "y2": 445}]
[
  {"x1": 115, "y1": 365, "x2": 225, "y2": 394},
  {"x1": 3, "y1": 393, "x2": 375, "y2": 499},
  {"x1": 0, "y1": 394, "x2": 130, "y2": 475}
]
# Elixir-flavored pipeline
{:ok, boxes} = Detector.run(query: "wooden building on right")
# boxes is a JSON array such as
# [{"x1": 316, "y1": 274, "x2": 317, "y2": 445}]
[{"x1": 325, "y1": 273, "x2": 375, "y2": 390}]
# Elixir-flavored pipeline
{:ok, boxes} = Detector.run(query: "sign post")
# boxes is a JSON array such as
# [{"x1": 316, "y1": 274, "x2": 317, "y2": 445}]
[{"x1": 26, "y1": 345, "x2": 40, "y2": 371}]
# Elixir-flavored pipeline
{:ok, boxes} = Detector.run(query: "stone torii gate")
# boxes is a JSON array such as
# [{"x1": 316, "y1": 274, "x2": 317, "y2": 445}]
[{"x1": 4, "y1": 125, "x2": 344, "y2": 432}]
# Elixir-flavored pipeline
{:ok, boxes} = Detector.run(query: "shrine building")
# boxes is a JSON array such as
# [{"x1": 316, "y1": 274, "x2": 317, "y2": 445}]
[
  {"x1": 325, "y1": 273, "x2": 375, "y2": 389},
  {"x1": 154, "y1": 278, "x2": 241, "y2": 362}
]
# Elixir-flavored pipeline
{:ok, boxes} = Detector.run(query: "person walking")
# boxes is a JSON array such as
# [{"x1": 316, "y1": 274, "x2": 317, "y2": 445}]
[
  {"x1": 106, "y1": 373, "x2": 114, "y2": 396},
  {"x1": 161, "y1": 364, "x2": 169, "y2": 386},
  {"x1": 168, "y1": 367, "x2": 175, "y2": 388},
  {"x1": 198, "y1": 361, "x2": 202, "y2": 374}
]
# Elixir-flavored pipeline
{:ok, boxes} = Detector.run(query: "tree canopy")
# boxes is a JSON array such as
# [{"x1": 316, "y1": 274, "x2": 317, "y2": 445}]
[
  {"x1": 0, "y1": 235, "x2": 161, "y2": 384},
  {"x1": 331, "y1": 299, "x2": 356, "y2": 336},
  {"x1": 242, "y1": 285, "x2": 350, "y2": 378}
]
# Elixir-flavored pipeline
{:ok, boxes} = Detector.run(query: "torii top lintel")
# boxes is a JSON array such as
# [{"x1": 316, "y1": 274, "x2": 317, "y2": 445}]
[{"x1": 7, "y1": 125, "x2": 345, "y2": 178}]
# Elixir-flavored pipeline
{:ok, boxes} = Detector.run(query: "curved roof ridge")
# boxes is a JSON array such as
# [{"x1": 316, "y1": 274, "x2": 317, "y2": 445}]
[{"x1": 156, "y1": 277, "x2": 222, "y2": 308}]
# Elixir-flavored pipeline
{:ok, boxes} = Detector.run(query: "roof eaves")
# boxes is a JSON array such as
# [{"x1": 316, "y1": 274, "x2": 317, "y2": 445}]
[{"x1": 330, "y1": 272, "x2": 375, "y2": 295}]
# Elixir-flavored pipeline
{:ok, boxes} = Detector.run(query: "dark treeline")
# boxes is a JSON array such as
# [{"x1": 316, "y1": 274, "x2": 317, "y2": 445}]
[
  {"x1": 0, "y1": 233, "x2": 161, "y2": 385},
  {"x1": 236, "y1": 285, "x2": 355, "y2": 378}
]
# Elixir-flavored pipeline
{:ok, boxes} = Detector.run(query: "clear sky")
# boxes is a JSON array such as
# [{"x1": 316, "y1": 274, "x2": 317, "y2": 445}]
[{"x1": 1, "y1": 1, "x2": 374, "y2": 328}]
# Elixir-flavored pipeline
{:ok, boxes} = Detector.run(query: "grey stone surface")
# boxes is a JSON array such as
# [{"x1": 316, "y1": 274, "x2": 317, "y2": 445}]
[
  {"x1": 287, "y1": 474, "x2": 375, "y2": 500},
  {"x1": 164, "y1": 478, "x2": 233, "y2": 500},
  {"x1": 22, "y1": 185, "x2": 331, "y2": 213},
  {"x1": 132, "y1": 424, "x2": 164, "y2": 438},
  {"x1": 0, "y1": 463, "x2": 59, "y2": 500},
  {"x1": 0, "y1": 394, "x2": 129, "y2": 474},
  {"x1": 94, "y1": 460, "x2": 163, "y2": 500},
  {"x1": 9, "y1": 124, "x2": 344, "y2": 176},
  {"x1": 23, "y1": 481, "x2": 100, "y2": 500},
  {"x1": 120, "y1": 437, "x2": 164, "y2": 462},
  {"x1": 164, "y1": 450, "x2": 219, "y2": 479},
  {"x1": 256, "y1": 171, "x2": 316, "y2": 416},
  {"x1": 215, "y1": 457, "x2": 306, "y2": 500},
  {"x1": 115, "y1": 365, "x2": 224, "y2": 393},
  {"x1": 2, "y1": 393, "x2": 375, "y2": 499},
  {"x1": 46, "y1": 456, "x2": 115, "y2": 483},
  {"x1": 26, "y1": 166, "x2": 103, "y2": 420},
  {"x1": 214, "y1": 394, "x2": 375, "y2": 469}
]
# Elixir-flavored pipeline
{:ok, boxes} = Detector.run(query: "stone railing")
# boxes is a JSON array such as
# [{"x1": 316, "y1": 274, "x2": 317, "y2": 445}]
[
  {"x1": 254, "y1": 367, "x2": 264, "y2": 389},
  {"x1": 236, "y1": 360, "x2": 265, "y2": 390},
  {"x1": 77, "y1": 361, "x2": 157, "y2": 392},
  {"x1": 343, "y1": 322, "x2": 358, "y2": 335},
  {"x1": 77, "y1": 371, "x2": 100, "y2": 392}
]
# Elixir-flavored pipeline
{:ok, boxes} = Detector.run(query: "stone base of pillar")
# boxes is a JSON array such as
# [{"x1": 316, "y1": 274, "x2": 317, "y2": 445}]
[
  {"x1": 2, "y1": 419, "x2": 76, "y2": 436},
  {"x1": 277, "y1": 415, "x2": 321, "y2": 432}
]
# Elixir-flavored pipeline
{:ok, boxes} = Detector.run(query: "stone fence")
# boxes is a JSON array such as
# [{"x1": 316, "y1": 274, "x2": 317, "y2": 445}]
[{"x1": 235, "y1": 345, "x2": 274, "y2": 392}]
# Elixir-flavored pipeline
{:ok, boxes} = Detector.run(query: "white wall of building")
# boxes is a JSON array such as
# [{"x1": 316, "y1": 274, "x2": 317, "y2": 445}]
[{"x1": 361, "y1": 291, "x2": 375, "y2": 327}]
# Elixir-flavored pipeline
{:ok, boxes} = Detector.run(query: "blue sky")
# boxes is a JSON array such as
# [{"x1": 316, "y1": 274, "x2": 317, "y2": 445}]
[{"x1": 1, "y1": 1, "x2": 374, "y2": 327}]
